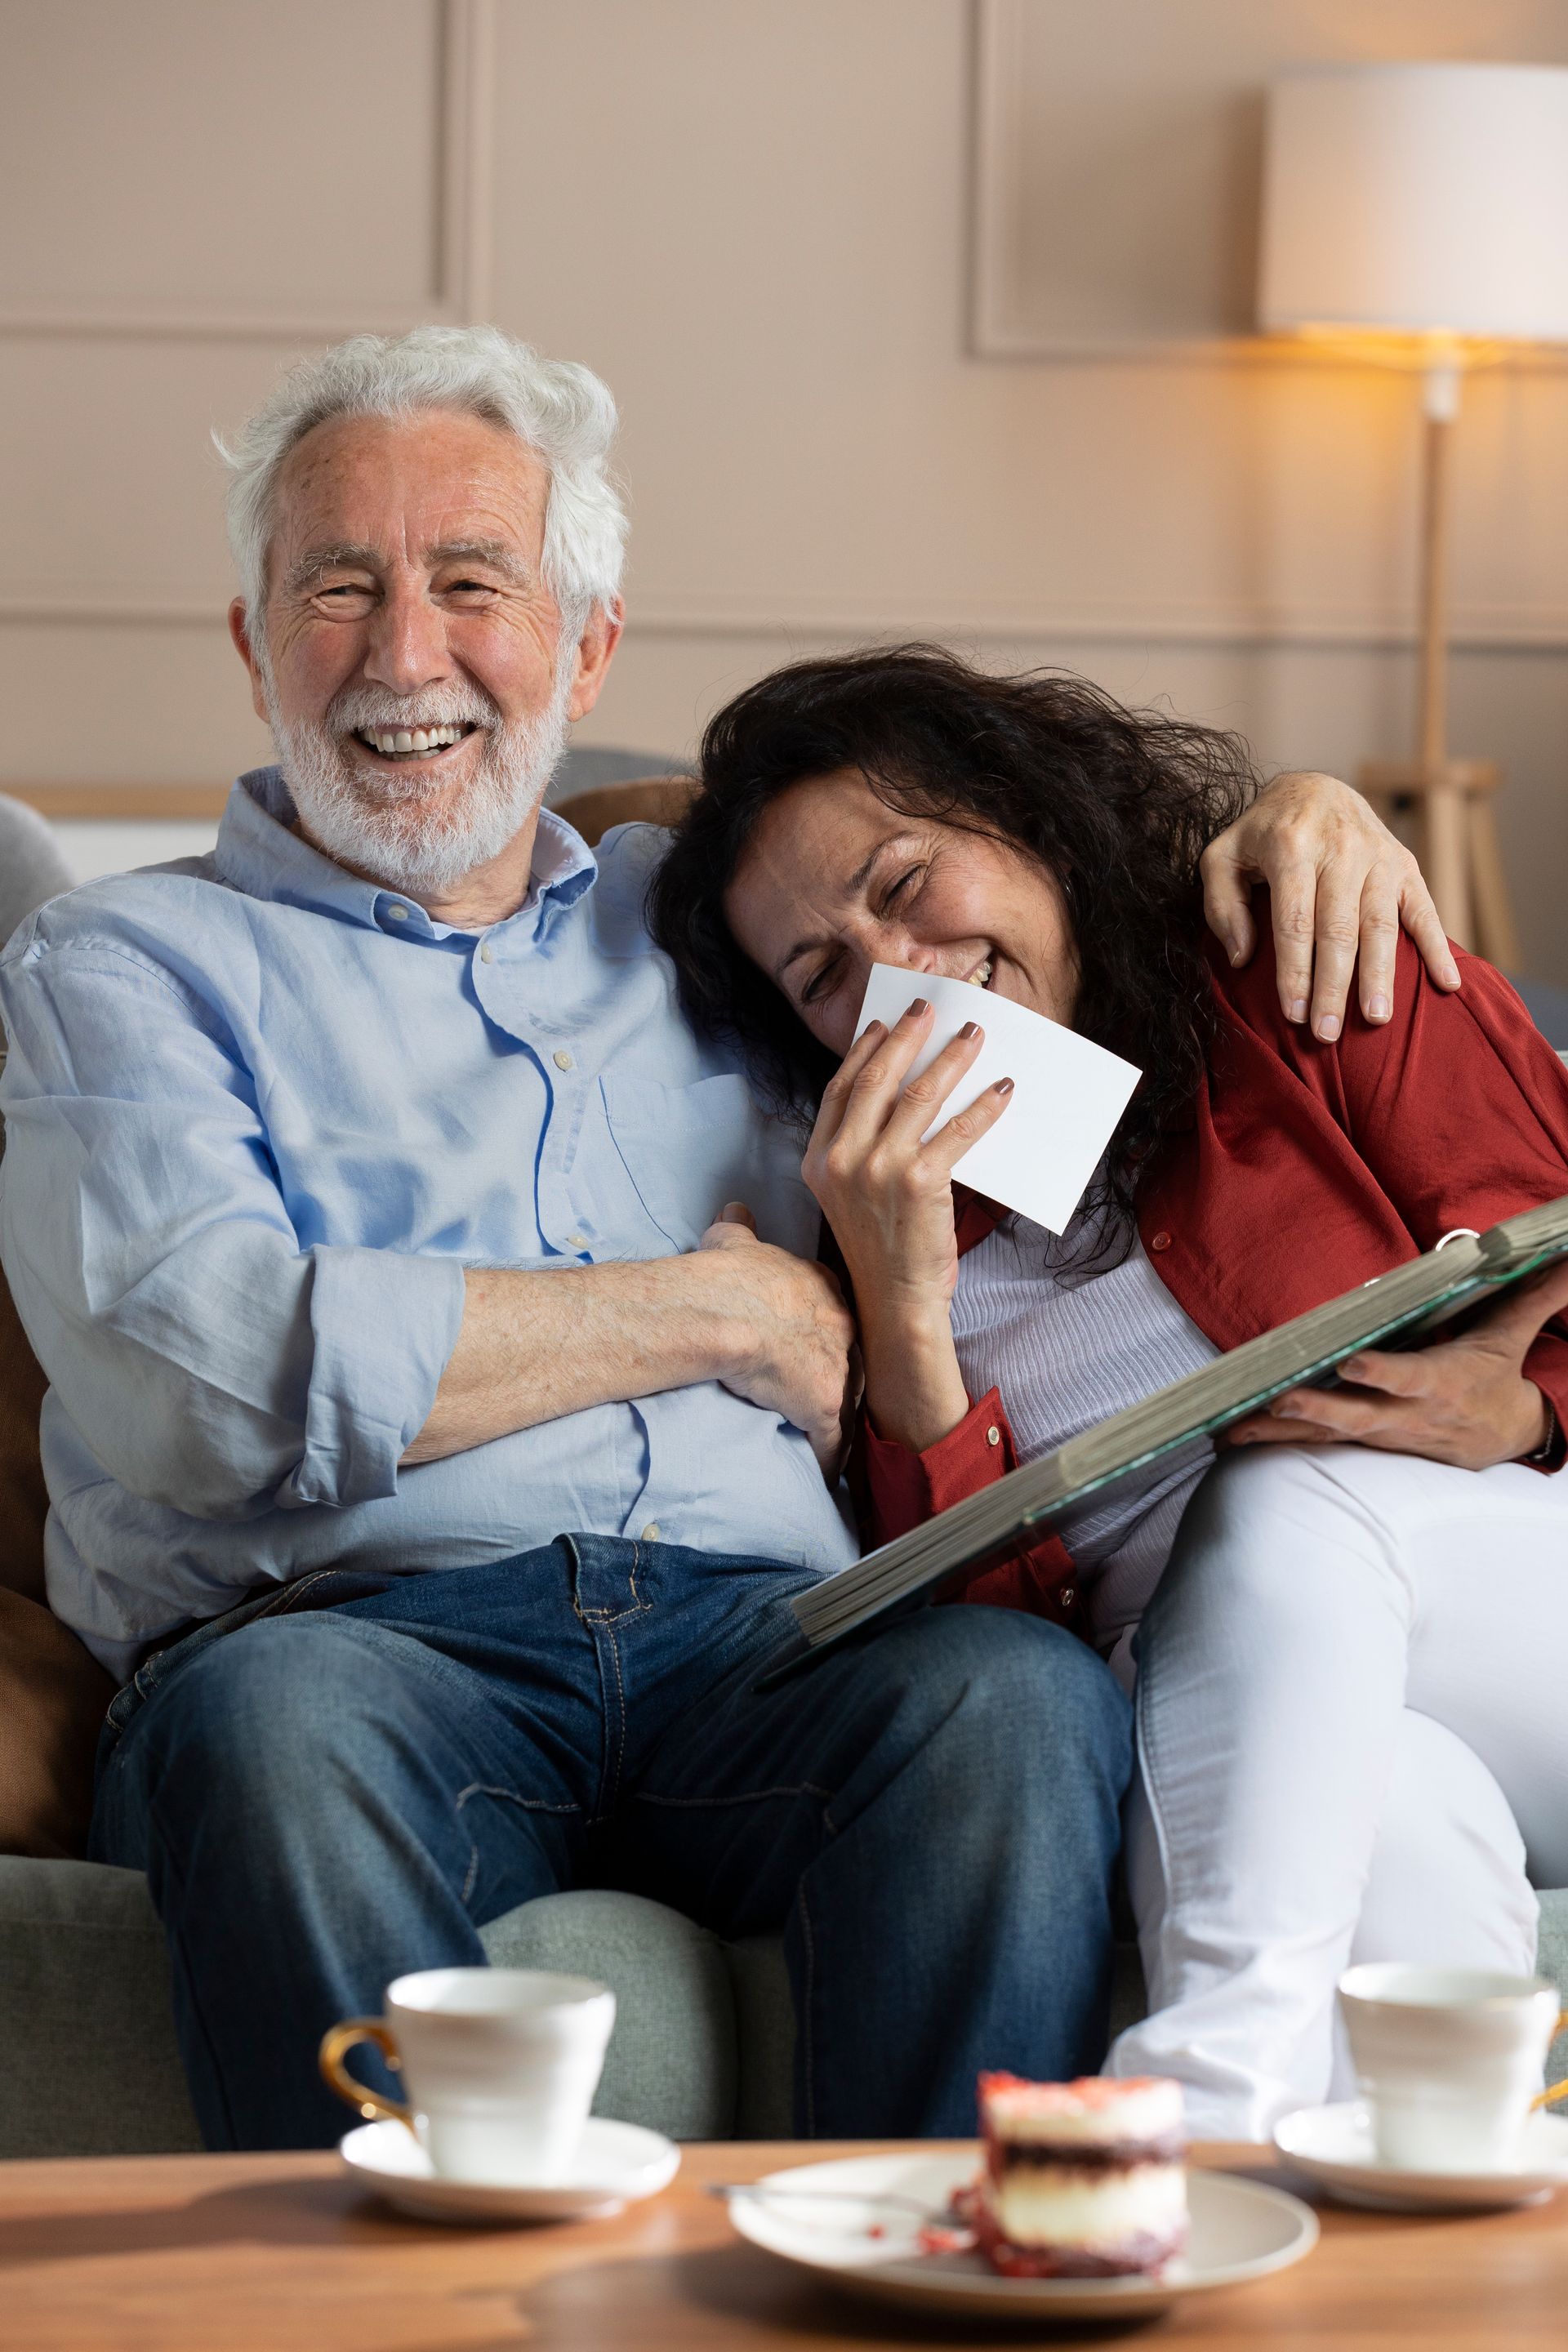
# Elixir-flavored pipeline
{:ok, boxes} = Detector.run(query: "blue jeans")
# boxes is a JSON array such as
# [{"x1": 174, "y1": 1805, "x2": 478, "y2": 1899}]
[{"x1": 91, "y1": 1537, "x2": 1129, "y2": 2149}]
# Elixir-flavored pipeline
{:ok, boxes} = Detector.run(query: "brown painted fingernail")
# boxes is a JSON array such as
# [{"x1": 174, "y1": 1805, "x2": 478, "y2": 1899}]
[
  {"x1": 960, "y1": 1020, "x2": 980, "y2": 1040},
  {"x1": 908, "y1": 998, "x2": 929, "y2": 1018},
  {"x1": 996, "y1": 1076, "x2": 1014, "y2": 1095}
]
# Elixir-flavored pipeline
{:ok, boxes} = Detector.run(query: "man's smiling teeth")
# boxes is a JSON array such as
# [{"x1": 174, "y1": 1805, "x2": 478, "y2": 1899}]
[
  {"x1": 969, "y1": 959, "x2": 993, "y2": 987},
  {"x1": 356, "y1": 724, "x2": 471, "y2": 758}
]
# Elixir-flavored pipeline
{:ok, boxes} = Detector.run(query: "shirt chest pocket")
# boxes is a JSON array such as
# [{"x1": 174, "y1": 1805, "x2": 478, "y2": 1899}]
[{"x1": 595, "y1": 1071, "x2": 822, "y2": 1258}]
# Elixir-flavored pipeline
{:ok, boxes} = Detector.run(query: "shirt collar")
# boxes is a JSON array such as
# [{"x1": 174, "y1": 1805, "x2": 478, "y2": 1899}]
[{"x1": 213, "y1": 765, "x2": 598, "y2": 938}]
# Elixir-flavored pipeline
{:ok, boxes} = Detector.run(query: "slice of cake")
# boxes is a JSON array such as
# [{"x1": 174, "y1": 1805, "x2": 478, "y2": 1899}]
[{"x1": 973, "y1": 2073, "x2": 1187, "y2": 2278}]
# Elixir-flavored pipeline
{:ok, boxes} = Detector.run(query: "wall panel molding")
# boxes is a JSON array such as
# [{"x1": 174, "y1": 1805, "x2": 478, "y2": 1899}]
[
  {"x1": 970, "y1": 0, "x2": 1568, "y2": 368},
  {"x1": 0, "y1": 0, "x2": 494, "y2": 341},
  {"x1": 7, "y1": 592, "x2": 1568, "y2": 656},
  {"x1": 5, "y1": 783, "x2": 229, "y2": 821}
]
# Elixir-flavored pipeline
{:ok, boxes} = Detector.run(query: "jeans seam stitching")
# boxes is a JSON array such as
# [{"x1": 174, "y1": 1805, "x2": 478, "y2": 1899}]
[
  {"x1": 598, "y1": 1619, "x2": 629, "y2": 1821},
  {"x1": 452, "y1": 1783, "x2": 583, "y2": 1909},
  {"x1": 576, "y1": 1542, "x2": 650, "y2": 1627},
  {"x1": 454, "y1": 1783, "x2": 581, "y2": 1817}
]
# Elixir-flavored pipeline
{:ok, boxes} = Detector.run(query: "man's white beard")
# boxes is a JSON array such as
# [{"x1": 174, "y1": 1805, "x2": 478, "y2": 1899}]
[{"x1": 265, "y1": 659, "x2": 574, "y2": 898}]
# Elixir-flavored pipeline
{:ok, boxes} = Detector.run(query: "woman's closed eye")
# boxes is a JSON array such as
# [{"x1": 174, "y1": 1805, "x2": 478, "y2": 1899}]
[
  {"x1": 800, "y1": 953, "x2": 844, "y2": 1006},
  {"x1": 799, "y1": 867, "x2": 925, "y2": 1004},
  {"x1": 879, "y1": 864, "x2": 924, "y2": 913}
]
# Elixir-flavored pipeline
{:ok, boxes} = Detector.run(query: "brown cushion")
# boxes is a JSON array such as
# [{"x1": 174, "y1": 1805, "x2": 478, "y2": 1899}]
[
  {"x1": 559, "y1": 775, "x2": 697, "y2": 846},
  {"x1": 0, "y1": 1589, "x2": 113, "y2": 1857}
]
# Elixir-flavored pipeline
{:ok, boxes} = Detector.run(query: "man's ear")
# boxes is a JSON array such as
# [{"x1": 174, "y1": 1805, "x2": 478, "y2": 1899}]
[
  {"x1": 229, "y1": 599, "x2": 270, "y2": 724},
  {"x1": 565, "y1": 595, "x2": 625, "y2": 724}
]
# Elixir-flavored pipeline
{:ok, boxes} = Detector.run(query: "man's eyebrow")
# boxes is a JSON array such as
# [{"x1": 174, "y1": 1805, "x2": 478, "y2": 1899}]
[
  {"x1": 425, "y1": 537, "x2": 532, "y2": 583},
  {"x1": 281, "y1": 542, "x2": 381, "y2": 596},
  {"x1": 776, "y1": 841, "x2": 894, "y2": 979}
]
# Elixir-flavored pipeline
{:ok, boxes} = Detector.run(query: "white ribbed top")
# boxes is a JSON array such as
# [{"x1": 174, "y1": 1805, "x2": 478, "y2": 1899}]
[{"x1": 949, "y1": 1200, "x2": 1218, "y2": 1668}]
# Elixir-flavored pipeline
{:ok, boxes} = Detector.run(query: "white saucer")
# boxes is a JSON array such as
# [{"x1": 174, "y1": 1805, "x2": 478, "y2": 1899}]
[
  {"x1": 339, "y1": 2115, "x2": 680, "y2": 2225},
  {"x1": 1274, "y1": 2101, "x2": 1568, "y2": 2212},
  {"x1": 725, "y1": 2152, "x2": 1316, "y2": 2323}
]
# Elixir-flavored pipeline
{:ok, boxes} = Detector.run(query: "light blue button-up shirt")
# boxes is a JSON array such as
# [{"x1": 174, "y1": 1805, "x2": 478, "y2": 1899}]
[{"x1": 0, "y1": 768, "x2": 856, "y2": 1679}]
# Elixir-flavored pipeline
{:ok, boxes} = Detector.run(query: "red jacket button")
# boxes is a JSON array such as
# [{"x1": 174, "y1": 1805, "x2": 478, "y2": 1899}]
[{"x1": 1150, "y1": 1230, "x2": 1172, "y2": 1253}]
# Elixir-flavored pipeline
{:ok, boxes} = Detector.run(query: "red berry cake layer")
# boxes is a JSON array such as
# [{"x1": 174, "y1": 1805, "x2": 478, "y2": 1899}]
[{"x1": 974, "y1": 2072, "x2": 1187, "y2": 2279}]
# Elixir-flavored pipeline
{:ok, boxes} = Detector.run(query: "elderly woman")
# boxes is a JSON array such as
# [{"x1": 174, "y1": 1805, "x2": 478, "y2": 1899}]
[{"x1": 650, "y1": 645, "x2": 1568, "y2": 2138}]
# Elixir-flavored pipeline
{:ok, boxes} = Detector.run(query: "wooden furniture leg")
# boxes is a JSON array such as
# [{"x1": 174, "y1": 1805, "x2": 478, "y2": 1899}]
[{"x1": 1467, "y1": 790, "x2": 1522, "y2": 971}]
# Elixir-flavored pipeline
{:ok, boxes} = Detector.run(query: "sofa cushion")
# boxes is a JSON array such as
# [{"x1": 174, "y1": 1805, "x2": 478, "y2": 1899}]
[
  {"x1": 0, "y1": 1857, "x2": 198, "y2": 2157},
  {"x1": 0, "y1": 1863, "x2": 751, "y2": 2155},
  {"x1": 551, "y1": 775, "x2": 697, "y2": 846},
  {"x1": 0, "y1": 1858, "x2": 1560, "y2": 2161},
  {"x1": 483, "y1": 1887, "x2": 739, "y2": 2139},
  {"x1": 1535, "y1": 1887, "x2": 1568, "y2": 2087}
]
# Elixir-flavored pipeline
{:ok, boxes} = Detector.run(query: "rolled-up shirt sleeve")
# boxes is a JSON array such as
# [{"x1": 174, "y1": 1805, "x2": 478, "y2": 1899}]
[{"x1": 0, "y1": 939, "x2": 465, "y2": 1520}]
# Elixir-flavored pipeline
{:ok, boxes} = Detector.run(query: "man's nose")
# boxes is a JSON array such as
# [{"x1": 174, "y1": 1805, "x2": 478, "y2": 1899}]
[{"x1": 361, "y1": 586, "x2": 453, "y2": 696}]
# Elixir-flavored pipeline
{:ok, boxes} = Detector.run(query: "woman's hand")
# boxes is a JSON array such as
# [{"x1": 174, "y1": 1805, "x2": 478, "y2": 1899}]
[
  {"x1": 1200, "y1": 771, "x2": 1460, "y2": 1045},
  {"x1": 801, "y1": 999, "x2": 1014, "y2": 1454},
  {"x1": 1224, "y1": 1259, "x2": 1568, "y2": 1471}
]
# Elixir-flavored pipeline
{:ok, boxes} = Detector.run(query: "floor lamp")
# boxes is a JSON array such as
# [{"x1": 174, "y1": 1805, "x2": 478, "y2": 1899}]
[{"x1": 1258, "y1": 62, "x2": 1568, "y2": 960}]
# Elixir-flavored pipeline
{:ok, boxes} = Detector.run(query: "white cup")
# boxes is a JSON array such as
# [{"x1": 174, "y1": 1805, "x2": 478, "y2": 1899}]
[
  {"x1": 321, "y1": 1967, "x2": 617, "y2": 2185},
  {"x1": 1339, "y1": 1963, "x2": 1566, "y2": 2172}
]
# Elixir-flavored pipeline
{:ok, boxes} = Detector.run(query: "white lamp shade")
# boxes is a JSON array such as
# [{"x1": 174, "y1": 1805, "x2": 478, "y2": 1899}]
[{"x1": 1259, "y1": 63, "x2": 1568, "y2": 343}]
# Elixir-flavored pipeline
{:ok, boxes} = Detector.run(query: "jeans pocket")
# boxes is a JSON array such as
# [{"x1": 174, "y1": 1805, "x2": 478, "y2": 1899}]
[{"x1": 100, "y1": 1567, "x2": 398, "y2": 1753}]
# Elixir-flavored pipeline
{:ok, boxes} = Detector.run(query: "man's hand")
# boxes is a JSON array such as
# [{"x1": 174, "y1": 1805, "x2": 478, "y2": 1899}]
[
  {"x1": 1200, "y1": 772, "x2": 1461, "y2": 1043},
  {"x1": 1224, "y1": 1259, "x2": 1568, "y2": 1471},
  {"x1": 698, "y1": 1204, "x2": 859, "y2": 1476}
]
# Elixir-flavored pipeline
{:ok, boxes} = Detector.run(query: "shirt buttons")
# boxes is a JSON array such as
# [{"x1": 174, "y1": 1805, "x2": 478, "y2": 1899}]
[
  {"x1": 986, "y1": 1425, "x2": 1001, "y2": 1447},
  {"x1": 1150, "y1": 1230, "x2": 1172, "y2": 1253},
  {"x1": 553, "y1": 1049, "x2": 573, "y2": 1071},
  {"x1": 385, "y1": 903, "x2": 409, "y2": 922},
  {"x1": 479, "y1": 942, "x2": 494, "y2": 964},
  {"x1": 641, "y1": 1521, "x2": 661, "y2": 1542},
  {"x1": 1060, "y1": 1585, "x2": 1076, "y2": 1610},
  {"x1": 564, "y1": 1232, "x2": 587, "y2": 1251}
]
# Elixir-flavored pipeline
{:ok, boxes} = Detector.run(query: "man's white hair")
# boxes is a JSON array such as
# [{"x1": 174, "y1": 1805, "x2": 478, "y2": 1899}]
[{"x1": 217, "y1": 323, "x2": 627, "y2": 630}]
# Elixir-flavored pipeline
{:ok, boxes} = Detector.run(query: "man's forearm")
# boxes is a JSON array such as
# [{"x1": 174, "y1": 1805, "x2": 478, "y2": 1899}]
[{"x1": 403, "y1": 1255, "x2": 747, "y2": 1465}]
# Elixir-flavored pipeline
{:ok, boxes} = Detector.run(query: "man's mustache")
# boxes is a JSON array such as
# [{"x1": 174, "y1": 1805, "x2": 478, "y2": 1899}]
[{"x1": 326, "y1": 684, "x2": 503, "y2": 735}]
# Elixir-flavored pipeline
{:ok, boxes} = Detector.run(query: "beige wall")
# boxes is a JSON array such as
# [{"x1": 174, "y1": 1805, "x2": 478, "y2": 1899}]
[{"x1": 4, "y1": 0, "x2": 1568, "y2": 977}]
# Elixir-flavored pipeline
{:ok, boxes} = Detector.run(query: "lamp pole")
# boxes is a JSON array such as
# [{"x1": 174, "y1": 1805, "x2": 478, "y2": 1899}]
[{"x1": 1416, "y1": 356, "x2": 1470, "y2": 945}]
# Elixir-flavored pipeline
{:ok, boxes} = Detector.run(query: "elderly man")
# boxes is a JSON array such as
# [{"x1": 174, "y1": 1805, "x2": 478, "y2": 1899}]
[{"x1": 0, "y1": 327, "x2": 1450, "y2": 2149}]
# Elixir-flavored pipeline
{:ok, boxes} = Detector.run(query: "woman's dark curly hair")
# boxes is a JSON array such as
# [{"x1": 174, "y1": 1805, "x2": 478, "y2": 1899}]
[{"x1": 648, "y1": 644, "x2": 1258, "y2": 1221}]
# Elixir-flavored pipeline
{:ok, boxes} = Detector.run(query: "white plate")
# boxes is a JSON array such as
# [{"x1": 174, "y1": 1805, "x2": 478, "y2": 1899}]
[
  {"x1": 724, "y1": 2151, "x2": 1316, "y2": 2323},
  {"x1": 1274, "y1": 2100, "x2": 1568, "y2": 2213},
  {"x1": 339, "y1": 2114, "x2": 679, "y2": 2225}
]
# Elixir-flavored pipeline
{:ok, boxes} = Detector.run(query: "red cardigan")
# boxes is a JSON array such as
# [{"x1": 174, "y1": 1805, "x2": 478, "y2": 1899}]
[{"x1": 857, "y1": 934, "x2": 1568, "y2": 1632}]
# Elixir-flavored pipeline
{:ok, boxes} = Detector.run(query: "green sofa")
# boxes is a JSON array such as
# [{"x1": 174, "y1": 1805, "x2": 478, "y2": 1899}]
[
  {"x1": 4, "y1": 782, "x2": 1566, "y2": 2157},
  {"x1": 1, "y1": 1860, "x2": 1565, "y2": 2157}
]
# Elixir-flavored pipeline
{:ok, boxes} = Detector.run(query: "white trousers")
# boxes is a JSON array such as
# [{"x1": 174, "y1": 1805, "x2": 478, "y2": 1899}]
[{"x1": 1109, "y1": 1443, "x2": 1568, "y2": 2139}]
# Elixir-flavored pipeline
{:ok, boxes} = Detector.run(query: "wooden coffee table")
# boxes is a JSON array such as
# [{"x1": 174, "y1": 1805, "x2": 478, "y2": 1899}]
[{"x1": 2, "y1": 2138, "x2": 1563, "y2": 2350}]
